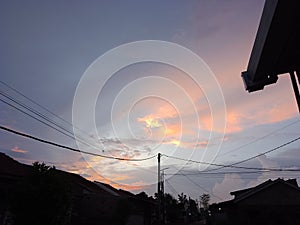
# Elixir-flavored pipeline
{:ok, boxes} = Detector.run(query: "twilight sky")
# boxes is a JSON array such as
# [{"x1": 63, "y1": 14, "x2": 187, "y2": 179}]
[{"x1": 1, "y1": 0, "x2": 299, "y2": 203}]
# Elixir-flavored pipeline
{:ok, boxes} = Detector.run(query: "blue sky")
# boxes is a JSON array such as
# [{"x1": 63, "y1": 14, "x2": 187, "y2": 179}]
[{"x1": 1, "y1": 0, "x2": 299, "y2": 203}]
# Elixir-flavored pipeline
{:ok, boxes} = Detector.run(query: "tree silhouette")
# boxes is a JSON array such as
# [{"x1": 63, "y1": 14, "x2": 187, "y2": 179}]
[
  {"x1": 164, "y1": 193, "x2": 180, "y2": 223},
  {"x1": 178, "y1": 192, "x2": 187, "y2": 205},
  {"x1": 136, "y1": 191, "x2": 149, "y2": 200},
  {"x1": 200, "y1": 193, "x2": 210, "y2": 210},
  {"x1": 11, "y1": 162, "x2": 71, "y2": 225},
  {"x1": 188, "y1": 197, "x2": 200, "y2": 221}
]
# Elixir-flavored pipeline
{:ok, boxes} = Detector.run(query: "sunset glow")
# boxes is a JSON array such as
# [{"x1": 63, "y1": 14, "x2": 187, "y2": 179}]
[{"x1": 1, "y1": 0, "x2": 299, "y2": 204}]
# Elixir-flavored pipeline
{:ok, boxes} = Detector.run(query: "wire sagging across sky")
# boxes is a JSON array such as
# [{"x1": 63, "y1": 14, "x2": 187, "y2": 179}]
[
  {"x1": 0, "y1": 87, "x2": 99, "y2": 149},
  {"x1": 216, "y1": 119, "x2": 300, "y2": 158},
  {"x1": 162, "y1": 134, "x2": 300, "y2": 172},
  {"x1": 0, "y1": 125, "x2": 156, "y2": 162},
  {"x1": 1, "y1": 122, "x2": 299, "y2": 169}
]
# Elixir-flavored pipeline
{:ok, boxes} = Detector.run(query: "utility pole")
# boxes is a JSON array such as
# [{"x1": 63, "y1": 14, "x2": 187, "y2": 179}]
[
  {"x1": 160, "y1": 167, "x2": 169, "y2": 225},
  {"x1": 161, "y1": 169, "x2": 165, "y2": 225},
  {"x1": 157, "y1": 153, "x2": 161, "y2": 225}
]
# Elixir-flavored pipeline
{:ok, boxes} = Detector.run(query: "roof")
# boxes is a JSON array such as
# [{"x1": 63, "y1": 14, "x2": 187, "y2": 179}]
[
  {"x1": 0, "y1": 152, "x2": 31, "y2": 177},
  {"x1": 0, "y1": 152, "x2": 132, "y2": 197},
  {"x1": 242, "y1": 0, "x2": 300, "y2": 92},
  {"x1": 56, "y1": 170, "x2": 111, "y2": 195},
  {"x1": 94, "y1": 181, "x2": 122, "y2": 197},
  {"x1": 231, "y1": 178, "x2": 300, "y2": 203},
  {"x1": 94, "y1": 181, "x2": 137, "y2": 198},
  {"x1": 211, "y1": 178, "x2": 300, "y2": 210}
]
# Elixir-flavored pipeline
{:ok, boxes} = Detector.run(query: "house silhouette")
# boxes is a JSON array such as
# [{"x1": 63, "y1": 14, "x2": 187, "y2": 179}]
[
  {"x1": 210, "y1": 178, "x2": 300, "y2": 225},
  {"x1": 0, "y1": 153, "x2": 155, "y2": 225}
]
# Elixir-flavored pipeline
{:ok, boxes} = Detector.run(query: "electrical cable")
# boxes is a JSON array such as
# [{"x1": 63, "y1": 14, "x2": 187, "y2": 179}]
[
  {"x1": 162, "y1": 153, "x2": 300, "y2": 171},
  {"x1": 0, "y1": 96, "x2": 100, "y2": 152},
  {"x1": 162, "y1": 134, "x2": 300, "y2": 172},
  {"x1": 0, "y1": 80, "x2": 105, "y2": 153},
  {"x1": 0, "y1": 91, "x2": 96, "y2": 149},
  {"x1": 179, "y1": 172, "x2": 222, "y2": 200},
  {"x1": 0, "y1": 80, "x2": 90, "y2": 138},
  {"x1": 217, "y1": 119, "x2": 300, "y2": 158},
  {"x1": 204, "y1": 135, "x2": 300, "y2": 172},
  {"x1": 0, "y1": 125, "x2": 157, "y2": 161},
  {"x1": 165, "y1": 179, "x2": 179, "y2": 197}
]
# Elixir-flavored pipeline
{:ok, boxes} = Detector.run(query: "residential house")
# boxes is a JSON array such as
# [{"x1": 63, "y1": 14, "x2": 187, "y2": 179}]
[
  {"x1": 210, "y1": 178, "x2": 300, "y2": 225},
  {"x1": 0, "y1": 153, "x2": 155, "y2": 225}
]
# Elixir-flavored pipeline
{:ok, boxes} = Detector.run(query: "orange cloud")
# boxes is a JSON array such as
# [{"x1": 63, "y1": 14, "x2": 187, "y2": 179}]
[
  {"x1": 137, "y1": 108, "x2": 183, "y2": 143},
  {"x1": 80, "y1": 169, "x2": 145, "y2": 191},
  {"x1": 200, "y1": 114, "x2": 240, "y2": 134},
  {"x1": 137, "y1": 115, "x2": 162, "y2": 128},
  {"x1": 260, "y1": 104, "x2": 297, "y2": 124},
  {"x1": 173, "y1": 140, "x2": 208, "y2": 149},
  {"x1": 109, "y1": 173, "x2": 133, "y2": 182},
  {"x1": 155, "y1": 104, "x2": 178, "y2": 119},
  {"x1": 200, "y1": 115, "x2": 212, "y2": 131},
  {"x1": 164, "y1": 124, "x2": 182, "y2": 136},
  {"x1": 77, "y1": 169, "x2": 144, "y2": 191},
  {"x1": 137, "y1": 104, "x2": 179, "y2": 127},
  {"x1": 110, "y1": 182, "x2": 145, "y2": 191},
  {"x1": 55, "y1": 157, "x2": 147, "y2": 192},
  {"x1": 226, "y1": 112, "x2": 242, "y2": 133},
  {"x1": 11, "y1": 146, "x2": 27, "y2": 154},
  {"x1": 166, "y1": 139, "x2": 181, "y2": 146}
]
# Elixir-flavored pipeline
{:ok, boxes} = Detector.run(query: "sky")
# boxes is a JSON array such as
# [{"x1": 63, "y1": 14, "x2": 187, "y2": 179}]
[{"x1": 1, "y1": 0, "x2": 299, "y2": 203}]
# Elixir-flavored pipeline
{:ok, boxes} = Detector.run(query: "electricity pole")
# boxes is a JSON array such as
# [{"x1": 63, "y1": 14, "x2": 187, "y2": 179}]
[
  {"x1": 157, "y1": 153, "x2": 161, "y2": 225},
  {"x1": 161, "y1": 169, "x2": 165, "y2": 225}
]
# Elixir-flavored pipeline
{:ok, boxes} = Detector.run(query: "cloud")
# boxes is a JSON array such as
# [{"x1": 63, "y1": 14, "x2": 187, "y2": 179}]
[
  {"x1": 137, "y1": 115, "x2": 163, "y2": 128},
  {"x1": 212, "y1": 173, "x2": 246, "y2": 201},
  {"x1": 225, "y1": 112, "x2": 243, "y2": 133},
  {"x1": 257, "y1": 154, "x2": 279, "y2": 168},
  {"x1": 11, "y1": 146, "x2": 27, "y2": 154},
  {"x1": 210, "y1": 151, "x2": 300, "y2": 203},
  {"x1": 165, "y1": 139, "x2": 208, "y2": 149},
  {"x1": 247, "y1": 155, "x2": 286, "y2": 187},
  {"x1": 275, "y1": 147, "x2": 300, "y2": 166},
  {"x1": 57, "y1": 158, "x2": 148, "y2": 191},
  {"x1": 223, "y1": 79, "x2": 298, "y2": 131}
]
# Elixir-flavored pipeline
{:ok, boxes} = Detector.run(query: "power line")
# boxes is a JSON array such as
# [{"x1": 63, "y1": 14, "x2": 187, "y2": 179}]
[
  {"x1": 204, "y1": 135, "x2": 300, "y2": 172},
  {"x1": 162, "y1": 154, "x2": 300, "y2": 171},
  {"x1": 0, "y1": 91, "x2": 74, "y2": 136},
  {"x1": 162, "y1": 154, "x2": 242, "y2": 168},
  {"x1": 167, "y1": 171, "x2": 266, "y2": 176},
  {"x1": 0, "y1": 80, "x2": 100, "y2": 150},
  {"x1": 166, "y1": 170, "x2": 300, "y2": 177},
  {"x1": 0, "y1": 125, "x2": 157, "y2": 162},
  {"x1": 217, "y1": 119, "x2": 300, "y2": 158},
  {"x1": 0, "y1": 95, "x2": 73, "y2": 141},
  {"x1": 229, "y1": 136, "x2": 300, "y2": 166},
  {"x1": 0, "y1": 80, "x2": 152, "y2": 156},
  {"x1": 0, "y1": 90, "x2": 96, "y2": 149},
  {"x1": 165, "y1": 179, "x2": 179, "y2": 197},
  {"x1": 162, "y1": 135, "x2": 300, "y2": 171},
  {"x1": 0, "y1": 80, "x2": 89, "y2": 137},
  {"x1": 184, "y1": 175, "x2": 300, "y2": 180},
  {"x1": 0, "y1": 96, "x2": 99, "y2": 151},
  {"x1": 0, "y1": 97, "x2": 76, "y2": 141},
  {"x1": 179, "y1": 172, "x2": 222, "y2": 200}
]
